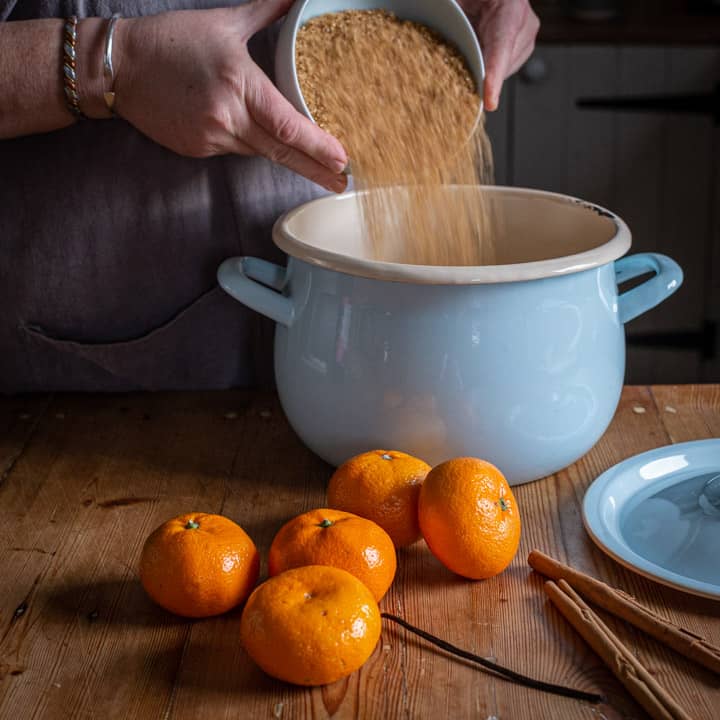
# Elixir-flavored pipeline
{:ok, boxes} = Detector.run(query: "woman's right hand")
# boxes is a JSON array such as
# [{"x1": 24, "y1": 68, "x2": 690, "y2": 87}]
[{"x1": 113, "y1": 0, "x2": 348, "y2": 193}]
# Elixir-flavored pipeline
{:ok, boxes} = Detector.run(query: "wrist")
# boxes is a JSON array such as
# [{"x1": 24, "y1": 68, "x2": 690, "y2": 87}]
[
  {"x1": 109, "y1": 16, "x2": 136, "y2": 115},
  {"x1": 76, "y1": 17, "x2": 112, "y2": 119}
]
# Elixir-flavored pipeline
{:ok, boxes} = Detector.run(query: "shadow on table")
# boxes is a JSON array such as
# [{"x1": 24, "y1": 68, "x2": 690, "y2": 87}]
[
  {"x1": 108, "y1": 625, "x2": 314, "y2": 708},
  {"x1": 12, "y1": 392, "x2": 333, "y2": 495},
  {"x1": 393, "y1": 545, "x2": 467, "y2": 590},
  {"x1": 41, "y1": 577, "x2": 189, "y2": 629}
]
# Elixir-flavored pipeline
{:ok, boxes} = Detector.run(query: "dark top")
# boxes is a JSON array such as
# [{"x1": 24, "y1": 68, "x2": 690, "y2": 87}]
[{"x1": 0, "y1": 0, "x2": 324, "y2": 393}]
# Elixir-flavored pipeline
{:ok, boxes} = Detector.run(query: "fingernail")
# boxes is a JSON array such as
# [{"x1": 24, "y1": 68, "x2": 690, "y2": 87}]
[
  {"x1": 330, "y1": 157, "x2": 348, "y2": 174},
  {"x1": 326, "y1": 175, "x2": 347, "y2": 194}
]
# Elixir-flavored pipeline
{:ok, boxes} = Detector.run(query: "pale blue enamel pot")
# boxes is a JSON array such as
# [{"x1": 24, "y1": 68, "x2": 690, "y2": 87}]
[{"x1": 218, "y1": 187, "x2": 682, "y2": 485}]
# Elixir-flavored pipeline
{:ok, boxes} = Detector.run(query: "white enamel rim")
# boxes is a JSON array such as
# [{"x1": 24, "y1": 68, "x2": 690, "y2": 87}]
[
  {"x1": 273, "y1": 186, "x2": 632, "y2": 285},
  {"x1": 583, "y1": 439, "x2": 720, "y2": 601}
]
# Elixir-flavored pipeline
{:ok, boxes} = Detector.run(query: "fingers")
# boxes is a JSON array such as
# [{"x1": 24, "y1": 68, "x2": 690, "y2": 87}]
[
  {"x1": 507, "y1": 39, "x2": 535, "y2": 79},
  {"x1": 242, "y1": 0, "x2": 295, "y2": 35},
  {"x1": 477, "y1": 1, "x2": 539, "y2": 111},
  {"x1": 506, "y1": 10, "x2": 539, "y2": 77},
  {"x1": 238, "y1": 120, "x2": 348, "y2": 193},
  {"x1": 481, "y1": 20, "x2": 514, "y2": 111},
  {"x1": 249, "y1": 70, "x2": 348, "y2": 173},
  {"x1": 483, "y1": 70, "x2": 504, "y2": 112}
]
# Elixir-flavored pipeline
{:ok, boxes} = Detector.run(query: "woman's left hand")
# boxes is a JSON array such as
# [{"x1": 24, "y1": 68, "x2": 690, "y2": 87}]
[{"x1": 458, "y1": 0, "x2": 540, "y2": 111}]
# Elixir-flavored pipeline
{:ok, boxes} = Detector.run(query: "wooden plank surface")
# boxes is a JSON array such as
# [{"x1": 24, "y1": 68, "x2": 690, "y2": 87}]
[{"x1": 0, "y1": 388, "x2": 719, "y2": 719}]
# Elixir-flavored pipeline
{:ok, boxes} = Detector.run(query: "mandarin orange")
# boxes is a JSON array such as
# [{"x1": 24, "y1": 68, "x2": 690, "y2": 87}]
[
  {"x1": 240, "y1": 565, "x2": 381, "y2": 686},
  {"x1": 327, "y1": 449, "x2": 431, "y2": 547},
  {"x1": 139, "y1": 512, "x2": 259, "y2": 618},
  {"x1": 267, "y1": 508, "x2": 396, "y2": 601},
  {"x1": 418, "y1": 458, "x2": 521, "y2": 580}
]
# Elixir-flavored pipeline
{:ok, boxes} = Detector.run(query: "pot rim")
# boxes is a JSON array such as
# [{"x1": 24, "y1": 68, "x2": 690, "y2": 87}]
[{"x1": 272, "y1": 186, "x2": 632, "y2": 285}]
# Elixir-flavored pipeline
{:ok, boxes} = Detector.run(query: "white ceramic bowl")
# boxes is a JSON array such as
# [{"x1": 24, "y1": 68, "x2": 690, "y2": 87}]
[{"x1": 274, "y1": 0, "x2": 485, "y2": 123}]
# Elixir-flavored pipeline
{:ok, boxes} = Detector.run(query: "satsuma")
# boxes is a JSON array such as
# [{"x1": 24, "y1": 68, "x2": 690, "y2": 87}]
[
  {"x1": 418, "y1": 458, "x2": 521, "y2": 579},
  {"x1": 327, "y1": 449, "x2": 431, "y2": 547},
  {"x1": 139, "y1": 512, "x2": 259, "y2": 617},
  {"x1": 240, "y1": 565, "x2": 381, "y2": 685},
  {"x1": 268, "y1": 508, "x2": 396, "y2": 601}
]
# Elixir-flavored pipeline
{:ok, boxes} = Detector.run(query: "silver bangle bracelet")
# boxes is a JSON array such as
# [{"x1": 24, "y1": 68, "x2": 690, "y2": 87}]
[{"x1": 103, "y1": 13, "x2": 122, "y2": 115}]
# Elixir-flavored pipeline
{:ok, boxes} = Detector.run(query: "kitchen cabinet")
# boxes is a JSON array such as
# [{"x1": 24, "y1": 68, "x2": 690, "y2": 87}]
[{"x1": 485, "y1": 45, "x2": 720, "y2": 384}]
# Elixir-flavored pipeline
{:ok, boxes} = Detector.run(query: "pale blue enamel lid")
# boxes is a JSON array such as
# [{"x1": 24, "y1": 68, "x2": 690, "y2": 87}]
[{"x1": 583, "y1": 439, "x2": 720, "y2": 600}]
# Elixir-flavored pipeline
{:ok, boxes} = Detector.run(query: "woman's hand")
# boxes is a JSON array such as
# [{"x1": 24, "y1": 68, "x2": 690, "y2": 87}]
[
  {"x1": 113, "y1": 0, "x2": 348, "y2": 192},
  {"x1": 459, "y1": 0, "x2": 540, "y2": 111}
]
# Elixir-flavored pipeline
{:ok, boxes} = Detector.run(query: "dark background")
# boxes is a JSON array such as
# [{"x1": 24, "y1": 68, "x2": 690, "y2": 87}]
[{"x1": 486, "y1": 0, "x2": 720, "y2": 384}]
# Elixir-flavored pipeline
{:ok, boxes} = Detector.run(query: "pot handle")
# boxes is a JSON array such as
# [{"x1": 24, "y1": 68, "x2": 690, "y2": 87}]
[
  {"x1": 614, "y1": 253, "x2": 683, "y2": 324},
  {"x1": 217, "y1": 257, "x2": 294, "y2": 327}
]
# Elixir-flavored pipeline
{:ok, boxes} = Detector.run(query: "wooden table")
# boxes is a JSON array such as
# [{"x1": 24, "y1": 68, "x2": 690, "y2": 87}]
[{"x1": 1, "y1": 386, "x2": 719, "y2": 720}]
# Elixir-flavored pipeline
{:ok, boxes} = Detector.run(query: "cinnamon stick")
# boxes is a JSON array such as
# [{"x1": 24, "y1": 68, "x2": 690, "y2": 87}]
[
  {"x1": 545, "y1": 580, "x2": 692, "y2": 720},
  {"x1": 529, "y1": 549, "x2": 720, "y2": 675}
]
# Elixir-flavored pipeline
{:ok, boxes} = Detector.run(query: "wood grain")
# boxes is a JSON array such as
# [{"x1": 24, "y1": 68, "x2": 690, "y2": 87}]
[{"x1": 0, "y1": 387, "x2": 718, "y2": 719}]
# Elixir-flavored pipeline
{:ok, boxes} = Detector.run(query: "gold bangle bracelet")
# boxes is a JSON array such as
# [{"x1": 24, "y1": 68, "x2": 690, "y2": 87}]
[{"x1": 62, "y1": 16, "x2": 85, "y2": 118}]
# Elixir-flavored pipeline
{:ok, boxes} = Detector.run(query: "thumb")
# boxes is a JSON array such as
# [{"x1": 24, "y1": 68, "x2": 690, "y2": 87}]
[
  {"x1": 481, "y1": 35, "x2": 512, "y2": 111},
  {"x1": 242, "y1": 0, "x2": 295, "y2": 34}
]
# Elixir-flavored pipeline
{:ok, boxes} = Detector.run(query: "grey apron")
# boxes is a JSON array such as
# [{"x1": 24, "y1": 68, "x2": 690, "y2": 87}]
[{"x1": 0, "y1": 0, "x2": 324, "y2": 392}]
